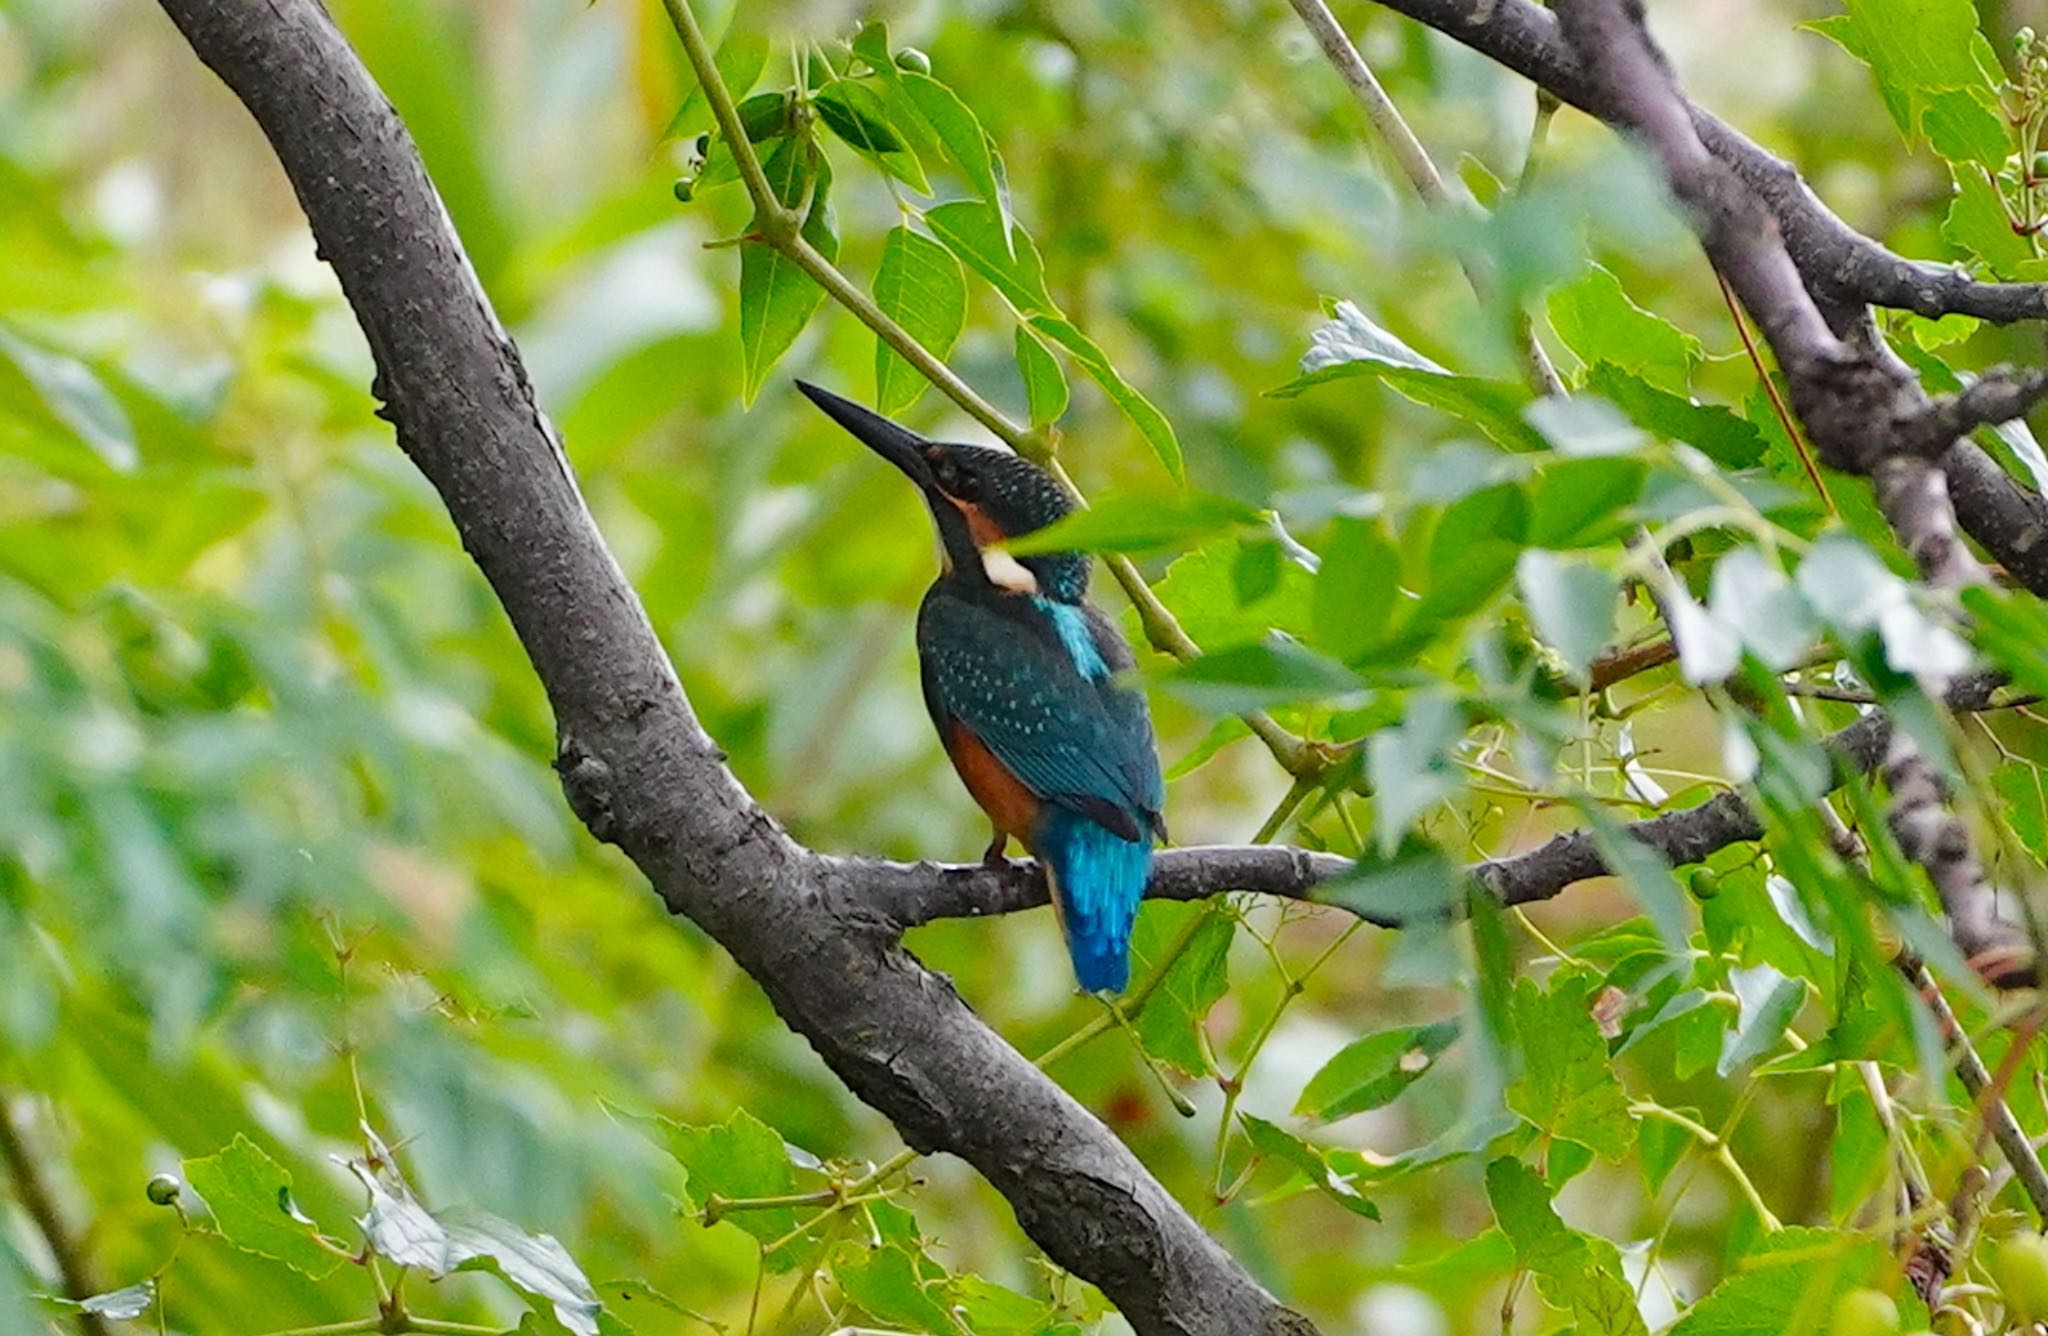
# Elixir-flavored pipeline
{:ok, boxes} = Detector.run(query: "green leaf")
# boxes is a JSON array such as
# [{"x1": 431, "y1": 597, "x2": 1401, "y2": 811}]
[
  {"x1": 1717, "y1": 964, "x2": 1808, "y2": 1074},
  {"x1": 1006, "y1": 490, "x2": 1254, "y2": 555},
  {"x1": 654, "y1": 1109, "x2": 814, "y2": 1268},
  {"x1": 1024, "y1": 314, "x2": 1184, "y2": 481},
  {"x1": 447, "y1": 1214, "x2": 605, "y2": 1336},
  {"x1": 734, "y1": 90, "x2": 791, "y2": 142},
  {"x1": 900, "y1": 73, "x2": 1008, "y2": 231},
  {"x1": 1240, "y1": 1115, "x2": 1381, "y2": 1219},
  {"x1": 1156, "y1": 638, "x2": 1363, "y2": 713},
  {"x1": 183, "y1": 1135, "x2": 342, "y2": 1280},
  {"x1": 1669, "y1": 1227, "x2": 1881, "y2": 1336},
  {"x1": 871, "y1": 226, "x2": 965, "y2": 413},
  {"x1": 1414, "y1": 484, "x2": 1527, "y2": 622},
  {"x1": 813, "y1": 80, "x2": 904, "y2": 153},
  {"x1": 1153, "y1": 538, "x2": 1315, "y2": 648},
  {"x1": 1584, "y1": 364, "x2": 1768, "y2": 467},
  {"x1": 1548, "y1": 264, "x2": 1701, "y2": 393},
  {"x1": 1805, "y1": 1, "x2": 2005, "y2": 161},
  {"x1": 836, "y1": 1244, "x2": 962, "y2": 1336},
  {"x1": 1921, "y1": 87, "x2": 2009, "y2": 166},
  {"x1": 1506, "y1": 971, "x2": 1637, "y2": 1160},
  {"x1": 1015, "y1": 325, "x2": 1068, "y2": 427},
  {"x1": 1295, "y1": 1020, "x2": 1460, "y2": 1121},
  {"x1": 1316, "y1": 842, "x2": 1463, "y2": 926},
  {"x1": 924, "y1": 199, "x2": 1056, "y2": 314},
  {"x1": 1515, "y1": 550, "x2": 1617, "y2": 684},
  {"x1": 1525, "y1": 394, "x2": 1648, "y2": 457},
  {"x1": 1486, "y1": 1158, "x2": 1648, "y2": 1335},
  {"x1": 738, "y1": 140, "x2": 836, "y2": 403},
  {"x1": 0, "y1": 327, "x2": 138, "y2": 471},
  {"x1": 1276, "y1": 303, "x2": 1544, "y2": 452},
  {"x1": 662, "y1": 29, "x2": 768, "y2": 140},
  {"x1": 1368, "y1": 692, "x2": 1464, "y2": 852},
  {"x1": 1311, "y1": 519, "x2": 1400, "y2": 664},
  {"x1": 1943, "y1": 167, "x2": 2035, "y2": 275},
  {"x1": 1964, "y1": 584, "x2": 2048, "y2": 695},
  {"x1": 1131, "y1": 902, "x2": 1233, "y2": 1076},
  {"x1": 1527, "y1": 455, "x2": 1648, "y2": 548}
]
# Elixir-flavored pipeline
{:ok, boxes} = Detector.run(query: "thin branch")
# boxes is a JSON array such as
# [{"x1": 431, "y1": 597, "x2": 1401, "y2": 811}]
[
  {"x1": 1909, "y1": 961, "x2": 2048, "y2": 1222},
  {"x1": 1285, "y1": 0, "x2": 1565, "y2": 395},
  {"x1": 0, "y1": 1092, "x2": 109, "y2": 1336},
  {"x1": 880, "y1": 711, "x2": 1895, "y2": 929}
]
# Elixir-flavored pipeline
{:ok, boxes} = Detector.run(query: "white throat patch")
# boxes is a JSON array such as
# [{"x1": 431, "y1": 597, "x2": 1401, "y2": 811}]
[{"x1": 980, "y1": 547, "x2": 1040, "y2": 593}]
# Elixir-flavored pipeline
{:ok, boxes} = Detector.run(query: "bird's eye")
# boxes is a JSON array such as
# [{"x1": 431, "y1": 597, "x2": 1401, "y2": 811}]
[{"x1": 948, "y1": 467, "x2": 982, "y2": 501}]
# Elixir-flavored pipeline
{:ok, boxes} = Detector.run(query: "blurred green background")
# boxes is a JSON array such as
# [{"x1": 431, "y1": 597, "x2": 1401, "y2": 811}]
[{"x1": 6, "y1": 0, "x2": 2048, "y2": 1332}]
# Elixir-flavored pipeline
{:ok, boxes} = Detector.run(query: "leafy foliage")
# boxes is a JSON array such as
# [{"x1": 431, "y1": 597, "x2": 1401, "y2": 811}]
[{"x1": 6, "y1": 0, "x2": 2048, "y2": 1333}]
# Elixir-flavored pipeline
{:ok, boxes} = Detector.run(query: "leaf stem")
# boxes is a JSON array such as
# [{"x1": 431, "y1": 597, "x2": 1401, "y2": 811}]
[
  {"x1": 1630, "y1": 1101, "x2": 1782, "y2": 1230},
  {"x1": 655, "y1": 0, "x2": 1327, "y2": 779},
  {"x1": 657, "y1": 0, "x2": 783, "y2": 227}
]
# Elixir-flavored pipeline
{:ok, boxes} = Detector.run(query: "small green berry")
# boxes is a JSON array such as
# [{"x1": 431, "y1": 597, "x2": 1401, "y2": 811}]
[
  {"x1": 894, "y1": 47, "x2": 932, "y2": 74},
  {"x1": 672, "y1": 176, "x2": 697, "y2": 203},
  {"x1": 1686, "y1": 867, "x2": 1721, "y2": 901},
  {"x1": 145, "y1": 1174, "x2": 183, "y2": 1207},
  {"x1": 2017, "y1": 26, "x2": 2038, "y2": 52},
  {"x1": 1997, "y1": 1234, "x2": 2048, "y2": 1324},
  {"x1": 1827, "y1": 1289, "x2": 1900, "y2": 1336}
]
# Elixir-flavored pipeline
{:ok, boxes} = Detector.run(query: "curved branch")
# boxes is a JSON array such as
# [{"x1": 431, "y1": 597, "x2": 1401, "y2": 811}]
[
  {"x1": 149, "y1": 4, "x2": 1314, "y2": 1333},
  {"x1": 1369, "y1": 0, "x2": 2048, "y2": 323}
]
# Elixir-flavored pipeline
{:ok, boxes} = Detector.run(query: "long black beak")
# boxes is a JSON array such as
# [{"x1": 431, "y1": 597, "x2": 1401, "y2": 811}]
[{"x1": 795, "y1": 381, "x2": 933, "y2": 490}]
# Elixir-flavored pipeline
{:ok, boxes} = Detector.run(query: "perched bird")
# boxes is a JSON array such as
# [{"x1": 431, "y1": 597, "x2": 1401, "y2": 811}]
[{"x1": 797, "y1": 381, "x2": 1165, "y2": 993}]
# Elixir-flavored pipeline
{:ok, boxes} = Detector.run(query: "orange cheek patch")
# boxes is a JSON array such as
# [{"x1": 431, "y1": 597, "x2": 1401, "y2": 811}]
[{"x1": 949, "y1": 498, "x2": 1007, "y2": 548}]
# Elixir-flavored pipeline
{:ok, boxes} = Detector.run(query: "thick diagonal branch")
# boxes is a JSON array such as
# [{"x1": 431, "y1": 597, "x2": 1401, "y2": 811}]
[
  {"x1": 1554, "y1": 0, "x2": 2033, "y2": 988},
  {"x1": 148, "y1": 4, "x2": 1314, "y2": 1332},
  {"x1": 1367, "y1": 0, "x2": 2048, "y2": 599}
]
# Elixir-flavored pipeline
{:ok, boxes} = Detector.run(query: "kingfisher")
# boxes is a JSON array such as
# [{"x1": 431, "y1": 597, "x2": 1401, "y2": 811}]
[{"x1": 797, "y1": 381, "x2": 1166, "y2": 993}]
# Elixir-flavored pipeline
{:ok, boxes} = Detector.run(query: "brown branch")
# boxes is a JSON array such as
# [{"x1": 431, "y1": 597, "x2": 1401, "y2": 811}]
[
  {"x1": 888, "y1": 713, "x2": 1896, "y2": 929},
  {"x1": 0, "y1": 1092, "x2": 109, "y2": 1336},
  {"x1": 149, "y1": 4, "x2": 1316, "y2": 1332},
  {"x1": 1368, "y1": 0, "x2": 2048, "y2": 325},
  {"x1": 1552, "y1": 0, "x2": 2034, "y2": 993},
  {"x1": 1368, "y1": 0, "x2": 2048, "y2": 601}
]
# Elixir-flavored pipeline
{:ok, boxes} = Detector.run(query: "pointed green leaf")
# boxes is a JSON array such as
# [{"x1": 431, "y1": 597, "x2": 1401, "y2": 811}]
[
  {"x1": 738, "y1": 141, "x2": 836, "y2": 403},
  {"x1": 1548, "y1": 264, "x2": 1701, "y2": 393},
  {"x1": 900, "y1": 73, "x2": 1007, "y2": 232},
  {"x1": 871, "y1": 226, "x2": 965, "y2": 413},
  {"x1": 1296, "y1": 1020, "x2": 1460, "y2": 1121},
  {"x1": 1005, "y1": 491, "x2": 1255, "y2": 555},
  {"x1": 1015, "y1": 325, "x2": 1068, "y2": 427},
  {"x1": 1240, "y1": 1115, "x2": 1381, "y2": 1218},
  {"x1": 1486, "y1": 1158, "x2": 1648, "y2": 1335},
  {"x1": 1516, "y1": 550, "x2": 1617, "y2": 684},
  {"x1": 1024, "y1": 314, "x2": 1183, "y2": 480},
  {"x1": 924, "y1": 199, "x2": 1056, "y2": 314},
  {"x1": 1311, "y1": 518, "x2": 1400, "y2": 664}
]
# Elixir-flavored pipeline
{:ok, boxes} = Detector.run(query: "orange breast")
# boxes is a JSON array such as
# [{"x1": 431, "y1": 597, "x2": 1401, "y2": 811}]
[{"x1": 943, "y1": 722, "x2": 1041, "y2": 841}]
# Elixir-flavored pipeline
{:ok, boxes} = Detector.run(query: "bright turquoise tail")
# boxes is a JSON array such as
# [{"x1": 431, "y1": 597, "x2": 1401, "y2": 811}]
[{"x1": 1039, "y1": 808, "x2": 1152, "y2": 994}]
